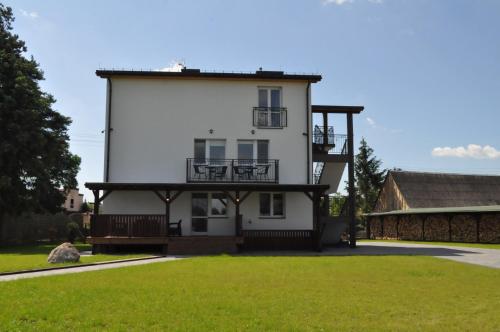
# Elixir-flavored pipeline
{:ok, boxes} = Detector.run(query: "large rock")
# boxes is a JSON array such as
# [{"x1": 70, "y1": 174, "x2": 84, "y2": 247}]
[{"x1": 47, "y1": 242, "x2": 80, "y2": 264}]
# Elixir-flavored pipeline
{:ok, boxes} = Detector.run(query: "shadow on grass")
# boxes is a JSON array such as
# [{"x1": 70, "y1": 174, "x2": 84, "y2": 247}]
[
  {"x1": 0, "y1": 243, "x2": 91, "y2": 255},
  {"x1": 239, "y1": 245, "x2": 479, "y2": 257}
]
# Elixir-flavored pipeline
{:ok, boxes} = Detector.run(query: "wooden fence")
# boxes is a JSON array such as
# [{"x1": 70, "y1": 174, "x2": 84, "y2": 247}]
[{"x1": 90, "y1": 215, "x2": 167, "y2": 237}]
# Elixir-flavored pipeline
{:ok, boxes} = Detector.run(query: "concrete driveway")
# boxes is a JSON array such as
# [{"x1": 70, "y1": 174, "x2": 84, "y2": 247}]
[{"x1": 324, "y1": 241, "x2": 500, "y2": 269}]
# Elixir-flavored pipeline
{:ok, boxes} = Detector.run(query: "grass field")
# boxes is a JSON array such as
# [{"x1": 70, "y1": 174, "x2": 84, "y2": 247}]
[
  {"x1": 0, "y1": 244, "x2": 150, "y2": 273},
  {"x1": 360, "y1": 239, "x2": 500, "y2": 250},
  {"x1": 0, "y1": 255, "x2": 499, "y2": 331}
]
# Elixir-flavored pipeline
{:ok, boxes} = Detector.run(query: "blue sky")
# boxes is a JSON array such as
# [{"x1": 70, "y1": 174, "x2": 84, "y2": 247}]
[{"x1": 5, "y1": 0, "x2": 500, "y2": 200}]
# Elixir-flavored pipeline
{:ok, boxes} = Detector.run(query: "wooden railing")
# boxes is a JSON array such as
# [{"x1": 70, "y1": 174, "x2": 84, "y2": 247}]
[
  {"x1": 242, "y1": 229, "x2": 314, "y2": 250},
  {"x1": 90, "y1": 215, "x2": 167, "y2": 237}
]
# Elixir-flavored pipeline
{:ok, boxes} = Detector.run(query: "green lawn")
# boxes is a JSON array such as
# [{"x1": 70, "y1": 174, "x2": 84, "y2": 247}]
[
  {"x1": 0, "y1": 256, "x2": 499, "y2": 331},
  {"x1": 361, "y1": 239, "x2": 500, "y2": 250},
  {"x1": 0, "y1": 244, "x2": 150, "y2": 273}
]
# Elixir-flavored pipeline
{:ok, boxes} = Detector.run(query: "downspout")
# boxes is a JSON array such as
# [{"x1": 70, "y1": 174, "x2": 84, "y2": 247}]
[
  {"x1": 104, "y1": 78, "x2": 113, "y2": 182},
  {"x1": 306, "y1": 82, "x2": 311, "y2": 184}
]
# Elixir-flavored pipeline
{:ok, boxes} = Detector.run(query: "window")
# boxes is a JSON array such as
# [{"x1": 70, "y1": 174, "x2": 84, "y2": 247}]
[
  {"x1": 194, "y1": 139, "x2": 206, "y2": 163},
  {"x1": 238, "y1": 141, "x2": 254, "y2": 161},
  {"x1": 194, "y1": 139, "x2": 226, "y2": 163},
  {"x1": 257, "y1": 140, "x2": 269, "y2": 163},
  {"x1": 192, "y1": 193, "x2": 208, "y2": 232},
  {"x1": 256, "y1": 87, "x2": 284, "y2": 128},
  {"x1": 70, "y1": 198, "x2": 74, "y2": 209},
  {"x1": 259, "y1": 193, "x2": 285, "y2": 217},
  {"x1": 211, "y1": 193, "x2": 228, "y2": 216},
  {"x1": 258, "y1": 88, "x2": 281, "y2": 108},
  {"x1": 237, "y1": 140, "x2": 269, "y2": 161},
  {"x1": 191, "y1": 193, "x2": 228, "y2": 232}
]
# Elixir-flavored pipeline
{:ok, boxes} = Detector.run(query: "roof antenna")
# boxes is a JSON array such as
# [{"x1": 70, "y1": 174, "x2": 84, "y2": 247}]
[{"x1": 259, "y1": 67, "x2": 262, "y2": 71}]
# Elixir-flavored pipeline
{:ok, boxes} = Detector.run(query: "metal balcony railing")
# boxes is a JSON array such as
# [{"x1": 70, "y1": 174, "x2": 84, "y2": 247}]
[
  {"x1": 313, "y1": 126, "x2": 348, "y2": 155},
  {"x1": 253, "y1": 107, "x2": 287, "y2": 128},
  {"x1": 186, "y1": 158, "x2": 279, "y2": 183}
]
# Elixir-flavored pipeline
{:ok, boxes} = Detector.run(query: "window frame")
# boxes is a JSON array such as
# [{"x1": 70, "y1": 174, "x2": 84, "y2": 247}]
[
  {"x1": 191, "y1": 193, "x2": 229, "y2": 219},
  {"x1": 258, "y1": 192, "x2": 285, "y2": 218},
  {"x1": 193, "y1": 139, "x2": 226, "y2": 165},
  {"x1": 256, "y1": 87, "x2": 284, "y2": 128},
  {"x1": 237, "y1": 140, "x2": 269, "y2": 161}
]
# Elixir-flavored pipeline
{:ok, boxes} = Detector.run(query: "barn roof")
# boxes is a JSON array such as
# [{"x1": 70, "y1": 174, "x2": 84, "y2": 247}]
[{"x1": 390, "y1": 171, "x2": 500, "y2": 208}]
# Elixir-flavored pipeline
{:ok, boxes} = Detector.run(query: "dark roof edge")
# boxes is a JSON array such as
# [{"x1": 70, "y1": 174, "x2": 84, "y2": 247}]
[
  {"x1": 389, "y1": 169, "x2": 500, "y2": 178},
  {"x1": 95, "y1": 69, "x2": 322, "y2": 83},
  {"x1": 312, "y1": 105, "x2": 364, "y2": 114},
  {"x1": 365, "y1": 205, "x2": 500, "y2": 216}
]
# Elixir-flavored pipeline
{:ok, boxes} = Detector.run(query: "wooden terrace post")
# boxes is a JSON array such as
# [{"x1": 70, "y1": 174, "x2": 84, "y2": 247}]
[
  {"x1": 235, "y1": 191, "x2": 240, "y2": 236},
  {"x1": 347, "y1": 113, "x2": 356, "y2": 248},
  {"x1": 92, "y1": 190, "x2": 100, "y2": 215},
  {"x1": 313, "y1": 191, "x2": 322, "y2": 251},
  {"x1": 165, "y1": 190, "x2": 170, "y2": 237}
]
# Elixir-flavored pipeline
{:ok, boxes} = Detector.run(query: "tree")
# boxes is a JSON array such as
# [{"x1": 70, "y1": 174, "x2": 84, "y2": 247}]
[
  {"x1": 329, "y1": 192, "x2": 347, "y2": 216},
  {"x1": 354, "y1": 138, "x2": 386, "y2": 216},
  {"x1": 0, "y1": 5, "x2": 80, "y2": 240},
  {"x1": 79, "y1": 201, "x2": 90, "y2": 213}
]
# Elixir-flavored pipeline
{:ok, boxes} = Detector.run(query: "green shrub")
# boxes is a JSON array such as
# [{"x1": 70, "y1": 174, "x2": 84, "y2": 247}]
[{"x1": 1, "y1": 213, "x2": 84, "y2": 244}]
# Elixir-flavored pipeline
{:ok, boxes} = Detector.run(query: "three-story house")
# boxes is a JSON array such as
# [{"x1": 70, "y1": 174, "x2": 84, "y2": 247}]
[{"x1": 86, "y1": 67, "x2": 363, "y2": 254}]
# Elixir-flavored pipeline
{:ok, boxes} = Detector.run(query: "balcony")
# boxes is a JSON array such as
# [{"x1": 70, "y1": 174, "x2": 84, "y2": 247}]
[
  {"x1": 187, "y1": 158, "x2": 279, "y2": 183},
  {"x1": 312, "y1": 126, "x2": 348, "y2": 155},
  {"x1": 252, "y1": 107, "x2": 287, "y2": 128}
]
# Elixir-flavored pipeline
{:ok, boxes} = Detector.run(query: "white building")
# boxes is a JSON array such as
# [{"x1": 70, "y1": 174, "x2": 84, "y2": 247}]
[{"x1": 86, "y1": 68, "x2": 363, "y2": 254}]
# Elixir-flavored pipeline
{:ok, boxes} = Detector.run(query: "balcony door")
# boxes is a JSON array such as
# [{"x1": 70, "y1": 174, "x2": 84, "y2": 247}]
[
  {"x1": 258, "y1": 88, "x2": 282, "y2": 127},
  {"x1": 237, "y1": 140, "x2": 269, "y2": 163},
  {"x1": 194, "y1": 139, "x2": 226, "y2": 164}
]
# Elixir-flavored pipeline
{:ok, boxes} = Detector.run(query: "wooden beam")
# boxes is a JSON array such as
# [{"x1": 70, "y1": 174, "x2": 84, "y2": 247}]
[
  {"x1": 153, "y1": 190, "x2": 167, "y2": 203},
  {"x1": 347, "y1": 112, "x2": 356, "y2": 248},
  {"x1": 170, "y1": 190, "x2": 183, "y2": 202},
  {"x1": 223, "y1": 191, "x2": 237, "y2": 205},
  {"x1": 303, "y1": 191, "x2": 313, "y2": 201},
  {"x1": 239, "y1": 191, "x2": 252, "y2": 204},
  {"x1": 92, "y1": 190, "x2": 100, "y2": 215},
  {"x1": 97, "y1": 190, "x2": 112, "y2": 203}
]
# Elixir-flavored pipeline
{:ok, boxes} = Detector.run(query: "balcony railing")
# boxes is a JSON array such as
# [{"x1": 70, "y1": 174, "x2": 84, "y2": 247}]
[
  {"x1": 313, "y1": 126, "x2": 348, "y2": 155},
  {"x1": 253, "y1": 107, "x2": 287, "y2": 128},
  {"x1": 187, "y1": 158, "x2": 279, "y2": 183}
]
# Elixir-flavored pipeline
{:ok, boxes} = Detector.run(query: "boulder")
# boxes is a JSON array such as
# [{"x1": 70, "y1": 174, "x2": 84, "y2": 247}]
[{"x1": 47, "y1": 242, "x2": 80, "y2": 264}]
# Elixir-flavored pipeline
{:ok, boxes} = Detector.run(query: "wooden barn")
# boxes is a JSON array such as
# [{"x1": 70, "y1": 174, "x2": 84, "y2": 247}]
[{"x1": 366, "y1": 171, "x2": 500, "y2": 243}]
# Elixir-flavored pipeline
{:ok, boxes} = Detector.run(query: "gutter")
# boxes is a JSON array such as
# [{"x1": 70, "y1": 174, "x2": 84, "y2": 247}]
[
  {"x1": 104, "y1": 78, "x2": 113, "y2": 182},
  {"x1": 306, "y1": 82, "x2": 311, "y2": 184}
]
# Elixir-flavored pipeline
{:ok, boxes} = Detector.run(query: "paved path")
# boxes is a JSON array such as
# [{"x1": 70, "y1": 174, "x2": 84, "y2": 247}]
[
  {"x1": 244, "y1": 242, "x2": 500, "y2": 269},
  {"x1": 0, "y1": 256, "x2": 183, "y2": 282},
  {"x1": 327, "y1": 242, "x2": 500, "y2": 268}
]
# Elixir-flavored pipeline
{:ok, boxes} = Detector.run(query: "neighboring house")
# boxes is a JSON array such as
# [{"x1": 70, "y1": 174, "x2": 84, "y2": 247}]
[
  {"x1": 85, "y1": 67, "x2": 363, "y2": 254},
  {"x1": 367, "y1": 171, "x2": 500, "y2": 243},
  {"x1": 61, "y1": 188, "x2": 84, "y2": 212}
]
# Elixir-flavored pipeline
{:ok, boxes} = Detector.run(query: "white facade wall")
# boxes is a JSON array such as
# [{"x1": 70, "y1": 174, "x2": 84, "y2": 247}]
[{"x1": 102, "y1": 77, "x2": 313, "y2": 233}]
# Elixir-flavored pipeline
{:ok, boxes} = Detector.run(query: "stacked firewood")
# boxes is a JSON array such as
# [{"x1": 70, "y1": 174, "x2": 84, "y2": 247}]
[
  {"x1": 450, "y1": 215, "x2": 476, "y2": 242},
  {"x1": 423, "y1": 215, "x2": 449, "y2": 241},
  {"x1": 479, "y1": 214, "x2": 500, "y2": 243}
]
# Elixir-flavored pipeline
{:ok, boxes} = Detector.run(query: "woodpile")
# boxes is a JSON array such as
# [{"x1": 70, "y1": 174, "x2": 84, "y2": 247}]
[
  {"x1": 450, "y1": 214, "x2": 476, "y2": 242},
  {"x1": 479, "y1": 214, "x2": 500, "y2": 243},
  {"x1": 424, "y1": 215, "x2": 449, "y2": 241},
  {"x1": 398, "y1": 215, "x2": 422, "y2": 240},
  {"x1": 368, "y1": 212, "x2": 500, "y2": 243}
]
